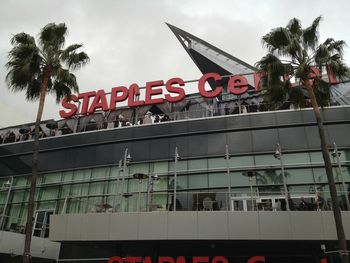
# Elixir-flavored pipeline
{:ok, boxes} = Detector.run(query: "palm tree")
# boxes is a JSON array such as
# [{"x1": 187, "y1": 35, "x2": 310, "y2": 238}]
[
  {"x1": 256, "y1": 16, "x2": 349, "y2": 263},
  {"x1": 6, "y1": 23, "x2": 89, "y2": 263}
]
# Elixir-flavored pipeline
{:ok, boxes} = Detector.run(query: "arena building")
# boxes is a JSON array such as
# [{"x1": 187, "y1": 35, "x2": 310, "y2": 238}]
[{"x1": 0, "y1": 24, "x2": 350, "y2": 263}]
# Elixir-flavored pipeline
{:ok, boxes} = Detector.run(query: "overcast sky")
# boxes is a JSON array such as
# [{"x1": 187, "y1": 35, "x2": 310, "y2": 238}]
[{"x1": 1, "y1": 0, "x2": 350, "y2": 128}]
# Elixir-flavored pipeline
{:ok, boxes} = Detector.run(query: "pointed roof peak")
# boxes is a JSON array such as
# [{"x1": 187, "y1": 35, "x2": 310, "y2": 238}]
[{"x1": 166, "y1": 23, "x2": 257, "y2": 73}]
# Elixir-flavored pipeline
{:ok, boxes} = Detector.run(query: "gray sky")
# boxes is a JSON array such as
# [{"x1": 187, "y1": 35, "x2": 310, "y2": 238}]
[{"x1": 1, "y1": 0, "x2": 350, "y2": 128}]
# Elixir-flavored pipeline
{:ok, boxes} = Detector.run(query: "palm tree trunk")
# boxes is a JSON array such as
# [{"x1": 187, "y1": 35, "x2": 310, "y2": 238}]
[
  {"x1": 304, "y1": 79, "x2": 348, "y2": 263},
  {"x1": 23, "y1": 73, "x2": 49, "y2": 263}
]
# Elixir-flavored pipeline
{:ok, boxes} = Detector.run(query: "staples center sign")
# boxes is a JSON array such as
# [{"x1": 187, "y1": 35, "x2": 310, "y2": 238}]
[
  {"x1": 59, "y1": 72, "x2": 263, "y2": 119},
  {"x1": 59, "y1": 67, "x2": 331, "y2": 119}
]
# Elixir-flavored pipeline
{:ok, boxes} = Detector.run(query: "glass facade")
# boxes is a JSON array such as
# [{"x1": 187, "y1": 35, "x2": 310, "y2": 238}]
[
  {"x1": 1, "y1": 150, "x2": 349, "y2": 232},
  {"x1": 1, "y1": 106, "x2": 350, "y2": 239}
]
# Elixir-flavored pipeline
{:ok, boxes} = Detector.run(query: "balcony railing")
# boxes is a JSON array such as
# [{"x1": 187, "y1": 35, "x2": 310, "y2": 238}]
[{"x1": 59, "y1": 190, "x2": 350, "y2": 214}]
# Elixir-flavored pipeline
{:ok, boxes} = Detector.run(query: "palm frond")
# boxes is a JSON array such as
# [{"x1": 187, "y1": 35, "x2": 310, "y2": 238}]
[
  {"x1": 262, "y1": 27, "x2": 291, "y2": 56},
  {"x1": 61, "y1": 44, "x2": 83, "y2": 59},
  {"x1": 302, "y1": 16, "x2": 322, "y2": 50},
  {"x1": 10, "y1": 33, "x2": 36, "y2": 45},
  {"x1": 326, "y1": 60, "x2": 350, "y2": 81},
  {"x1": 288, "y1": 86, "x2": 306, "y2": 108},
  {"x1": 39, "y1": 23, "x2": 68, "y2": 52},
  {"x1": 62, "y1": 51, "x2": 90, "y2": 70},
  {"x1": 50, "y1": 68, "x2": 78, "y2": 103},
  {"x1": 287, "y1": 18, "x2": 302, "y2": 37},
  {"x1": 6, "y1": 42, "x2": 42, "y2": 93},
  {"x1": 6, "y1": 22, "x2": 88, "y2": 105}
]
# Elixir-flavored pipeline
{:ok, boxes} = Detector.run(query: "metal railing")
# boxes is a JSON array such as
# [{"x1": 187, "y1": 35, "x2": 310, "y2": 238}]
[
  {"x1": 2, "y1": 103, "x2": 350, "y2": 145},
  {"x1": 59, "y1": 190, "x2": 350, "y2": 214}
]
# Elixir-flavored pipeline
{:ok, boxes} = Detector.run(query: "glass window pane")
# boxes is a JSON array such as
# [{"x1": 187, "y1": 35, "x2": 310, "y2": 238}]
[
  {"x1": 283, "y1": 153, "x2": 310, "y2": 165},
  {"x1": 44, "y1": 172, "x2": 61, "y2": 184},
  {"x1": 60, "y1": 185, "x2": 71, "y2": 198},
  {"x1": 12, "y1": 191, "x2": 26, "y2": 203},
  {"x1": 153, "y1": 176, "x2": 168, "y2": 191},
  {"x1": 151, "y1": 162, "x2": 168, "y2": 174},
  {"x1": 127, "y1": 179, "x2": 140, "y2": 193},
  {"x1": 62, "y1": 171, "x2": 74, "y2": 182},
  {"x1": 208, "y1": 158, "x2": 226, "y2": 169},
  {"x1": 188, "y1": 159, "x2": 207, "y2": 171},
  {"x1": 313, "y1": 168, "x2": 328, "y2": 183},
  {"x1": 209, "y1": 173, "x2": 228, "y2": 188},
  {"x1": 5, "y1": 204, "x2": 22, "y2": 230},
  {"x1": 228, "y1": 156, "x2": 254, "y2": 168},
  {"x1": 169, "y1": 160, "x2": 187, "y2": 172},
  {"x1": 91, "y1": 167, "x2": 110, "y2": 179},
  {"x1": 310, "y1": 152, "x2": 323, "y2": 164},
  {"x1": 169, "y1": 175, "x2": 188, "y2": 190},
  {"x1": 231, "y1": 171, "x2": 251, "y2": 187},
  {"x1": 14, "y1": 176, "x2": 28, "y2": 187},
  {"x1": 110, "y1": 167, "x2": 120, "y2": 179},
  {"x1": 129, "y1": 163, "x2": 150, "y2": 176},
  {"x1": 188, "y1": 174, "x2": 208, "y2": 189},
  {"x1": 255, "y1": 155, "x2": 280, "y2": 167},
  {"x1": 40, "y1": 187, "x2": 59, "y2": 200},
  {"x1": 285, "y1": 169, "x2": 314, "y2": 184},
  {"x1": 73, "y1": 170, "x2": 91, "y2": 181},
  {"x1": 89, "y1": 182, "x2": 105, "y2": 195},
  {"x1": 256, "y1": 169, "x2": 282, "y2": 185}
]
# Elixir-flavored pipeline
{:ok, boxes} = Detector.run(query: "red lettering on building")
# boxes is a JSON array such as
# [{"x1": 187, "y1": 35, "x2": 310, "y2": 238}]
[
  {"x1": 88, "y1": 89, "x2": 109, "y2": 114},
  {"x1": 78, "y1": 91, "x2": 96, "y2": 115},
  {"x1": 108, "y1": 256, "x2": 124, "y2": 263},
  {"x1": 59, "y1": 67, "x2": 337, "y2": 118},
  {"x1": 228, "y1": 75, "x2": 248, "y2": 95},
  {"x1": 193, "y1": 256, "x2": 209, "y2": 263},
  {"x1": 128, "y1": 83, "x2": 145, "y2": 107},
  {"x1": 246, "y1": 256, "x2": 265, "y2": 263},
  {"x1": 165, "y1": 78, "x2": 186, "y2": 103},
  {"x1": 158, "y1": 257, "x2": 175, "y2": 263},
  {"x1": 110, "y1": 86, "x2": 129, "y2": 110},
  {"x1": 59, "y1": 95, "x2": 78, "y2": 118},
  {"x1": 212, "y1": 256, "x2": 228, "y2": 263},
  {"x1": 175, "y1": 256, "x2": 186, "y2": 263},
  {"x1": 125, "y1": 256, "x2": 143, "y2": 263},
  {"x1": 198, "y1": 73, "x2": 222, "y2": 98},
  {"x1": 145, "y1": 80, "x2": 164, "y2": 105},
  {"x1": 108, "y1": 255, "x2": 325, "y2": 263},
  {"x1": 253, "y1": 72, "x2": 263, "y2": 91}
]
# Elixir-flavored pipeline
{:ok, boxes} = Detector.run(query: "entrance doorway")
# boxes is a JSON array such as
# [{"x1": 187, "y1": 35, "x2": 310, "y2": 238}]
[{"x1": 33, "y1": 210, "x2": 54, "y2": 238}]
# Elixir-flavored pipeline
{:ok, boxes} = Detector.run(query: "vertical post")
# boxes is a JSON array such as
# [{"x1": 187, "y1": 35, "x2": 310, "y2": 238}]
[
  {"x1": 225, "y1": 145, "x2": 232, "y2": 211},
  {"x1": 173, "y1": 147, "x2": 179, "y2": 211},
  {"x1": 0, "y1": 176, "x2": 13, "y2": 230},
  {"x1": 277, "y1": 143, "x2": 290, "y2": 211},
  {"x1": 61, "y1": 196, "x2": 69, "y2": 214},
  {"x1": 120, "y1": 148, "x2": 130, "y2": 212},
  {"x1": 73, "y1": 101, "x2": 81, "y2": 133},
  {"x1": 138, "y1": 179, "x2": 142, "y2": 212},
  {"x1": 147, "y1": 175, "x2": 151, "y2": 212},
  {"x1": 333, "y1": 142, "x2": 350, "y2": 211},
  {"x1": 249, "y1": 176, "x2": 254, "y2": 211}
]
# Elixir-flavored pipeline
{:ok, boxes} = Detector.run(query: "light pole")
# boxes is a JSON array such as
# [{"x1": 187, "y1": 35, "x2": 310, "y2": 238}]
[
  {"x1": 224, "y1": 145, "x2": 232, "y2": 210},
  {"x1": 273, "y1": 143, "x2": 290, "y2": 211},
  {"x1": 173, "y1": 147, "x2": 180, "y2": 211},
  {"x1": 332, "y1": 142, "x2": 350, "y2": 211},
  {"x1": 120, "y1": 148, "x2": 132, "y2": 212},
  {"x1": 0, "y1": 176, "x2": 14, "y2": 230}
]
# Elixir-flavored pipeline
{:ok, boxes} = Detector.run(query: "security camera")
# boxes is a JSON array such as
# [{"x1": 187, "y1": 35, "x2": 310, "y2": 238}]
[{"x1": 321, "y1": 244, "x2": 326, "y2": 253}]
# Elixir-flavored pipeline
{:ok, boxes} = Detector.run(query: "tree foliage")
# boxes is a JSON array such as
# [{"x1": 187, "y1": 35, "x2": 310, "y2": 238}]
[{"x1": 256, "y1": 16, "x2": 350, "y2": 109}]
